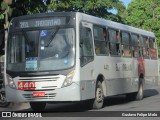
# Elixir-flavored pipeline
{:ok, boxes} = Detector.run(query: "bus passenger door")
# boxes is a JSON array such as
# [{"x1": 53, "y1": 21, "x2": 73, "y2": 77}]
[{"x1": 79, "y1": 22, "x2": 95, "y2": 100}]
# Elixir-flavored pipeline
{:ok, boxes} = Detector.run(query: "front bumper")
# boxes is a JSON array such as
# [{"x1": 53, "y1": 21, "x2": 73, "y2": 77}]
[{"x1": 6, "y1": 82, "x2": 81, "y2": 102}]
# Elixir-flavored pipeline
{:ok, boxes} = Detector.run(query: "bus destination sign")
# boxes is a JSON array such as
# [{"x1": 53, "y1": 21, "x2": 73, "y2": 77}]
[{"x1": 18, "y1": 17, "x2": 66, "y2": 28}]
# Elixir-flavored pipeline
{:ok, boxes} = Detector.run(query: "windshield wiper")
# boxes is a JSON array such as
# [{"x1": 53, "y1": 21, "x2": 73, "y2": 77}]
[{"x1": 45, "y1": 27, "x2": 59, "y2": 47}]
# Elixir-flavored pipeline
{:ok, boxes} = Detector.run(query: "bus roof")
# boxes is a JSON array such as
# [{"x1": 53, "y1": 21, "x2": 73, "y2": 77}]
[
  {"x1": 10, "y1": 12, "x2": 155, "y2": 38},
  {"x1": 78, "y1": 12, "x2": 155, "y2": 38},
  {"x1": 11, "y1": 12, "x2": 76, "y2": 21}
]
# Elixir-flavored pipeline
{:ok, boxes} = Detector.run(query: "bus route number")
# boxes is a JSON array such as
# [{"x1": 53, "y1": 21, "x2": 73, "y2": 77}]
[
  {"x1": 18, "y1": 81, "x2": 35, "y2": 90},
  {"x1": 20, "y1": 22, "x2": 29, "y2": 28}
]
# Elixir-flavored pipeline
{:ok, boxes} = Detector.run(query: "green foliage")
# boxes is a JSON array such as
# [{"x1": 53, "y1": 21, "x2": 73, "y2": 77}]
[
  {"x1": 1, "y1": 1, "x2": 8, "y2": 11},
  {"x1": 125, "y1": 0, "x2": 160, "y2": 51},
  {"x1": 0, "y1": 0, "x2": 13, "y2": 20},
  {"x1": 11, "y1": 0, "x2": 47, "y2": 17},
  {"x1": 0, "y1": 1, "x2": 7, "y2": 20},
  {"x1": 0, "y1": 14, "x2": 4, "y2": 20},
  {"x1": 47, "y1": 0, "x2": 125, "y2": 22},
  {"x1": 0, "y1": 0, "x2": 126, "y2": 22},
  {"x1": 0, "y1": 0, "x2": 47, "y2": 37}
]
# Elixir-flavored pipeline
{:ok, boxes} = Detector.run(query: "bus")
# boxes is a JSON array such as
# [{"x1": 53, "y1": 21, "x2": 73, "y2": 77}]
[{"x1": 5, "y1": 12, "x2": 158, "y2": 111}]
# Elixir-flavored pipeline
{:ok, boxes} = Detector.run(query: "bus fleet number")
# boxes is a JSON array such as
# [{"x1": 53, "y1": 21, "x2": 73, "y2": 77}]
[{"x1": 18, "y1": 81, "x2": 35, "y2": 90}]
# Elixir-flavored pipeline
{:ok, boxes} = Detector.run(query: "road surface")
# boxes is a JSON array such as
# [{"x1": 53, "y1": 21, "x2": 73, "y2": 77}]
[{"x1": 1, "y1": 86, "x2": 160, "y2": 119}]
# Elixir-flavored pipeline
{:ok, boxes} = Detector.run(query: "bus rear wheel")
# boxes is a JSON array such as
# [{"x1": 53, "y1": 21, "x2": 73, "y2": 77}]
[
  {"x1": 136, "y1": 78, "x2": 144, "y2": 100},
  {"x1": 126, "y1": 77, "x2": 144, "y2": 101},
  {"x1": 93, "y1": 81, "x2": 104, "y2": 109},
  {"x1": 30, "y1": 102, "x2": 46, "y2": 111}
]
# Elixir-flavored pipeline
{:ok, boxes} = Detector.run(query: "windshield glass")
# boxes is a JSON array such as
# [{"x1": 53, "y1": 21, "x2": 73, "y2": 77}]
[{"x1": 7, "y1": 28, "x2": 75, "y2": 72}]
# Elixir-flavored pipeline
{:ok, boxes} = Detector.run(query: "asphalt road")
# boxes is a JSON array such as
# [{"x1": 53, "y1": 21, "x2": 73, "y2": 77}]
[{"x1": 1, "y1": 86, "x2": 160, "y2": 120}]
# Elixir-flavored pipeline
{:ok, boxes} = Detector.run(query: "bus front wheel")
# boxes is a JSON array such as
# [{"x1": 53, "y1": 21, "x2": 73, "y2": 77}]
[
  {"x1": 93, "y1": 81, "x2": 104, "y2": 109},
  {"x1": 30, "y1": 102, "x2": 46, "y2": 111}
]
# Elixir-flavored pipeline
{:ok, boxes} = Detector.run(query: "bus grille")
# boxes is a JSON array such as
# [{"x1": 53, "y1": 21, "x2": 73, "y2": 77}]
[
  {"x1": 18, "y1": 75, "x2": 66, "y2": 90},
  {"x1": 23, "y1": 93, "x2": 56, "y2": 100}
]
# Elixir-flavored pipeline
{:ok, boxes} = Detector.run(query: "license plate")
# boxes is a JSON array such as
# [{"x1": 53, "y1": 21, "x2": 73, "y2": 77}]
[
  {"x1": 33, "y1": 92, "x2": 45, "y2": 97},
  {"x1": 18, "y1": 81, "x2": 36, "y2": 90}
]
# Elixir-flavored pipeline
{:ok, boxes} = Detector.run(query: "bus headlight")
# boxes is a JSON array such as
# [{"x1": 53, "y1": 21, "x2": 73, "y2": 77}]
[
  {"x1": 62, "y1": 71, "x2": 74, "y2": 87},
  {"x1": 6, "y1": 74, "x2": 16, "y2": 89}
]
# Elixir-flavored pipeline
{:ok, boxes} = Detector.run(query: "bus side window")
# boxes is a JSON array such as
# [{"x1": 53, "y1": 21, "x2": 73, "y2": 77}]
[
  {"x1": 121, "y1": 32, "x2": 131, "y2": 57},
  {"x1": 141, "y1": 36, "x2": 150, "y2": 59},
  {"x1": 80, "y1": 25, "x2": 94, "y2": 66},
  {"x1": 131, "y1": 34, "x2": 140, "y2": 58},
  {"x1": 108, "y1": 29, "x2": 120, "y2": 56},
  {"x1": 93, "y1": 26, "x2": 108, "y2": 55},
  {"x1": 149, "y1": 38, "x2": 157, "y2": 59}
]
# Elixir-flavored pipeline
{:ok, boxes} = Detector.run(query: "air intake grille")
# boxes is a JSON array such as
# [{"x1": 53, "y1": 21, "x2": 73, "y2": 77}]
[{"x1": 23, "y1": 93, "x2": 56, "y2": 100}]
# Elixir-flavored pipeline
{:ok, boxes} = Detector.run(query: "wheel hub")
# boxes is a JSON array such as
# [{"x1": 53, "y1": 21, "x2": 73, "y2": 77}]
[{"x1": 96, "y1": 88, "x2": 103, "y2": 103}]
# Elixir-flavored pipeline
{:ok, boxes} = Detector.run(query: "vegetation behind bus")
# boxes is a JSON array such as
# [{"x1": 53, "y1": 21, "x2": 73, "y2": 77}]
[{"x1": 124, "y1": 0, "x2": 160, "y2": 57}]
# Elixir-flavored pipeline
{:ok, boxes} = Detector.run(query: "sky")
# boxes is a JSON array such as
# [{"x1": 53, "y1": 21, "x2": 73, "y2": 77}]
[
  {"x1": 109, "y1": 0, "x2": 132, "y2": 14},
  {"x1": 121, "y1": 0, "x2": 132, "y2": 7}
]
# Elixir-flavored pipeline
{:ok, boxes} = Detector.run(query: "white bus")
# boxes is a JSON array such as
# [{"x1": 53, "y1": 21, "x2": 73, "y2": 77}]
[{"x1": 5, "y1": 12, "x2": 158, "y2": 111}]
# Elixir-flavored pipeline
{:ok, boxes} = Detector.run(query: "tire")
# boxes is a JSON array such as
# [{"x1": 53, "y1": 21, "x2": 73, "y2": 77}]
[
  {"x1": 93, "y1": 81, "x2": 104, "y2": 109},
  {"x1": 0, "y1": 92, "x2": 10, "y2": 107},
  {"x1": 136, "y1": 78, "x2": 144, "y2": 100},
  {"x1": 30, "y1": 102, "x2": 46, "y2": 111},
  {"x1": 0, "y1": 100, "x2": 10, "y2": 107},
  {"x1": 0, "y1": 102, "x2": 10, "y2": 107},
  {"x1": 126, "y1": 77, "x2": 144, "y2": 101}
]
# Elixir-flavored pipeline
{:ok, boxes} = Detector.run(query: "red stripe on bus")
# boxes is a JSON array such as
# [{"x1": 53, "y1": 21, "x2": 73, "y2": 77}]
[{"x1": 137, "y1": 58, "x2": 145, "y2": 77}]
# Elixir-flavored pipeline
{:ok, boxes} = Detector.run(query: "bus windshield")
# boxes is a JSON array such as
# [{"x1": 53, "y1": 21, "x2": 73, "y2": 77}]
[{"x1": 7, "y1": 28, "x2": 75, "y2": 72}]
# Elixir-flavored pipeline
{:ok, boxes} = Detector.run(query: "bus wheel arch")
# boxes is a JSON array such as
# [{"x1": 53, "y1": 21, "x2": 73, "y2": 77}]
[
  {"x1": 96, "y1": 74, "x2": 107, "y2": 96},
  {"x1": 93, "y1": 74, "x2": 106, "y2": 109}
]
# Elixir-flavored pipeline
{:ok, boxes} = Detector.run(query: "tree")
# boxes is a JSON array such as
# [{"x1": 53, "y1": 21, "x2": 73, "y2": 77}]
[
  {"x1": 11, "y1": 0, "x2": 47, "y2": 17},
  {"x1": 125, "y1": 0, "x2": 160, "y2": 47},
  {"x1": 47, "y1": 0, "x2": 125, "y2": 22},
  {"x1": 0, "y1": 0, "x2": 126, "y2": 24},
  {"x1": 0, "y1": 0, "x2": 12, "y2": 20},
  {"x1": 0, "y1": 0, "x2": 13, "y2": 26},
  {"x1": 0, "y1": 0, "x2": 47, "y2": 28},
  {"x1": 0, "y1": 0, "x2": 47, "y2": 55}
]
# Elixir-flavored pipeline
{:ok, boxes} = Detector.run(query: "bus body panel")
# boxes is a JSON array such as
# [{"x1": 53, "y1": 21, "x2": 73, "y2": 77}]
[
  {"x1": 93, "y1": 56, "x2": 139, "y2": 96},
  {"x1": 144, "y1": 59, "x2": 159, "y2": 88}
]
